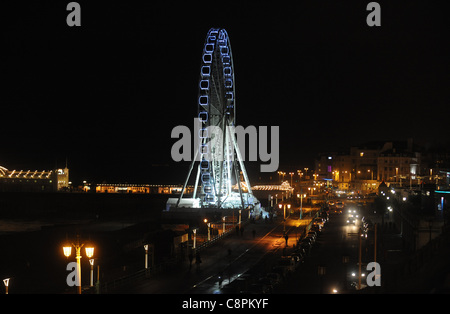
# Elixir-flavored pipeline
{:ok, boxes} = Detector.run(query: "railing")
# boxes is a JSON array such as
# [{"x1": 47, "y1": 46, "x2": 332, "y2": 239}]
[
  {"x1": 95, "y1": 219, "x2": 251, "y2": 293},
  {"x1": 194, "y1": 220, "x2": 250, "y2": 252},
  {"x1": 97, "y1": 258, "x2": 178, "y2": 294}
]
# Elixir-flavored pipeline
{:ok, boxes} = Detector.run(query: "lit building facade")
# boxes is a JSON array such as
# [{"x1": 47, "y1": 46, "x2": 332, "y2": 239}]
[
  {"x1": 93, "y1": 183, "x2": 194, "y2": 194},
  {"x1": 0, "y1": 166, "x2": 69, "y2": 192},
  {"x1": 315, "y1": 139, "x2": 427, "y2": 193}
]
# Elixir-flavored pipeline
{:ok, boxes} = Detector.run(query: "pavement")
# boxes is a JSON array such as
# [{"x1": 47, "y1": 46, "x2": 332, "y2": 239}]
[{"x1": 113, "y1": 208, "x2": 318, "y2": 294}]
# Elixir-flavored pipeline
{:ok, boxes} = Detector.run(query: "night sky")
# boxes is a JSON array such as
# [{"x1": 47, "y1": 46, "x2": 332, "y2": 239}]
[{"x1": 1, "y1": 1, "x2": 448, "y2": 185}]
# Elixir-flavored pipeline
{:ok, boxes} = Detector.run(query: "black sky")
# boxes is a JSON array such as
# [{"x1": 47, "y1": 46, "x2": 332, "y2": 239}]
[{"x1": 1, "y1": 1, "x2": 449, "y2": 184}]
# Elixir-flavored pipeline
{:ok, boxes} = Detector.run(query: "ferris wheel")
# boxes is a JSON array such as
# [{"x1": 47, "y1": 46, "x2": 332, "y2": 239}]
[{"x1": 176, "y1": 28, "x2": 256, "y2": 210}]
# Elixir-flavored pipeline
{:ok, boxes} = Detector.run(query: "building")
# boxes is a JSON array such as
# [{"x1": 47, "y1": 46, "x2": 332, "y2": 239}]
[
  {"x1": 315, "y1": 139, "x2": 426, "y2": 193},
  {"x1": 91, "y1": 183, "x2": 194, "y2": 194},
  {"x1": 56, "y1": 167, "x2": 70, "y2": 191},
  {"x1": 314, "y1": 153, "x2": 334, "y2": 180},
  {"x1": 0, "y1": 166, "x2": 69, "y2": 192},
  {"x1": 376, "y1": 141, "x2": 421, "y2": 186}
]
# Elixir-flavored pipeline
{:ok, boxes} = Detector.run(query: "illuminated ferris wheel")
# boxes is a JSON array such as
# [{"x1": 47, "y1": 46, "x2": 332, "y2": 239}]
[{"x1": 176, "y1": 28, "x2": 256, "y2": 210}]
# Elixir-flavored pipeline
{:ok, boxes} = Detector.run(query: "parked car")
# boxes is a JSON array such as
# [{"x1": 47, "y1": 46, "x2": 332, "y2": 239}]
[
  {"x1": 307, "y1": 231, "x2": 318, "y2": 241},
  {"x1": 313, "y1": 218, "x2": 325, "y2": 228},
  {"x1": 291, "y1": 250, "x2": 305, "y2": 265},
  {"x1": 299, "y1": 239, "x2": 312, "y2": 254},
  {"x1": 305, "y1": 234, "x2": 315, "y2": 245},
  {"x1": 277, "y1": 256, "x2": 296, "y2": 272},
  {"x1": 320, "y1": 211, "x2": 329, "y2": 221},
  {"x1": 301, "y1": 237, "x2": 313, "y2": 248}
]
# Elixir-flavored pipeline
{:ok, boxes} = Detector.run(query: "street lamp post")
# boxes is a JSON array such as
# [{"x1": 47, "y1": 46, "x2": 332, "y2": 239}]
[
  {"x1": 89, "y1": 259, "x2": 95, "y2": 287},
  {"x1": 144, "y1": 244, "x2": 149, "y2": 269},
  {"x1": 3, "y1": 278, "x2": 10, "y2": 294},
  {"x1": 299, "y1": 188, "x2": 304, "y2": 219},
  {"x1": 193, "y1": 229, "x2": 197, "y2": 249},
  {"x1": 204, "y1": 219, "x2": 211, "y2": 241},
  {"x1": 63, "y1": 235, "x2": 94, "y2": 294},
  {"x1": 207, "y1": 222, "x2": 211, "y2": 241},
  {"x1": 279, "y1": 203, "x2": 291, "y2": 232}
]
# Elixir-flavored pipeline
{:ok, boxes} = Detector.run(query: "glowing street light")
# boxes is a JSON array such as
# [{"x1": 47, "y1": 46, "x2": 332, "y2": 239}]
[
  {"x1": 278, "y1": 203, "x2": 291, "y2": 220},
  {"x1": 84, "y1": 246, "x2": 95, "y2": 287},
  {"x1": 63, "y1": 246, "x2": 72, "y2": 258},
  {"x1": 85, "y1": 247, "x2": 94, "y2": 259},
  {"x1": 63, "y1": 236, "x2": 95, "y2": 294}
]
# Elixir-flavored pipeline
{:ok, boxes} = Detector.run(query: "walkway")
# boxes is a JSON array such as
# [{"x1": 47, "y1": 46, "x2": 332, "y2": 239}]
[{"x1": 109, "y1": 208, "x2": 318, "y2": 294}]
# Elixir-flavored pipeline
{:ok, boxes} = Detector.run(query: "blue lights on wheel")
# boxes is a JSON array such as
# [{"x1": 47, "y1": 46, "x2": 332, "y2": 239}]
[
  {"x1": 198, "y1": 111, "x2": 208, "y2": 122},
  {"x1": 200, "y1": 80, "x2": 209, "y2": 90},
  {"x1": 202, "y1": 53, "x2": 212, "y2": 64},
  {"x1": 201, "y1": 66, "x2": 211, "y2": 77},
  {"x1": 199, "y1": 95, "x2": 209, "y2": 106},
  {"x1": 196, "y1": 28, "x2": 235, "y2": 205}
]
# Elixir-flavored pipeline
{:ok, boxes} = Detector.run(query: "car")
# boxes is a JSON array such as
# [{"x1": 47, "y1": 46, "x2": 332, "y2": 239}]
[
  {"x1": 277, "y1": 256, "x2": 296, "y2": 272},
  {"x1": 313, "y1": 218, "x2": 325, "y2": 228},
  {"x1": 300, "y1": 239, "x2": 312, "y2": 253},
  {"x1": 336, "y1": 201, "x2": 344, "y2": 209},
  {"x1": 302, "y1": 236, "x2": 314, "y2": 247},
  {"x1": 332, "y1": 208, "x2": 343, "y2": 214},
  {"x1": 305, "y1": 235, "x2": 315, "y2": 245},
  {"x1": 320, "y1": 211, "x2": 329, "y2": 221},
  {"x1": 311, "y1": 224, "x2": 322, "y2": 233},
  {"x1": 291, "y1": 254, "x2": 303, "y2": 268},
  {"x1": 307, "y1": 231, "x2": 318, "y2": 240},
  {"x1": 292, "y1": 249, "x2": 306, "y2": 264},
  {"x1": 346, "y1": 217, "x2": 356, "y2": 225}
]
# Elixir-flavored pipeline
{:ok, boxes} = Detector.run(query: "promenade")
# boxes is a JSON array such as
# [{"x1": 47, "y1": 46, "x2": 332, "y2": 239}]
[{"x1": 109, "y1": 207, "x2": 318, "y2": 294}]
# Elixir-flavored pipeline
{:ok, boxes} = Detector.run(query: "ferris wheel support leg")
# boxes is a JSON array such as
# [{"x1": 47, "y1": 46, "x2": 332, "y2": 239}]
[
  {"x1": 225, "y1": 128, "x2": 233, "y2": 196},
  {"x1": 228, "y1": 124, "x2": 253, "y2": 197},
  {"x1": 176, "y1": 149, "x2": 199, "y2": 208},
  {"x1": 217, "y1": 116, "x2": 228, "y2": 209},
  {"x1": 193, "y1": 164, "x2": 201, "y2": 200},
  {"x1": 233, "y1": 156, "x2": 245, "y2": 210}
]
